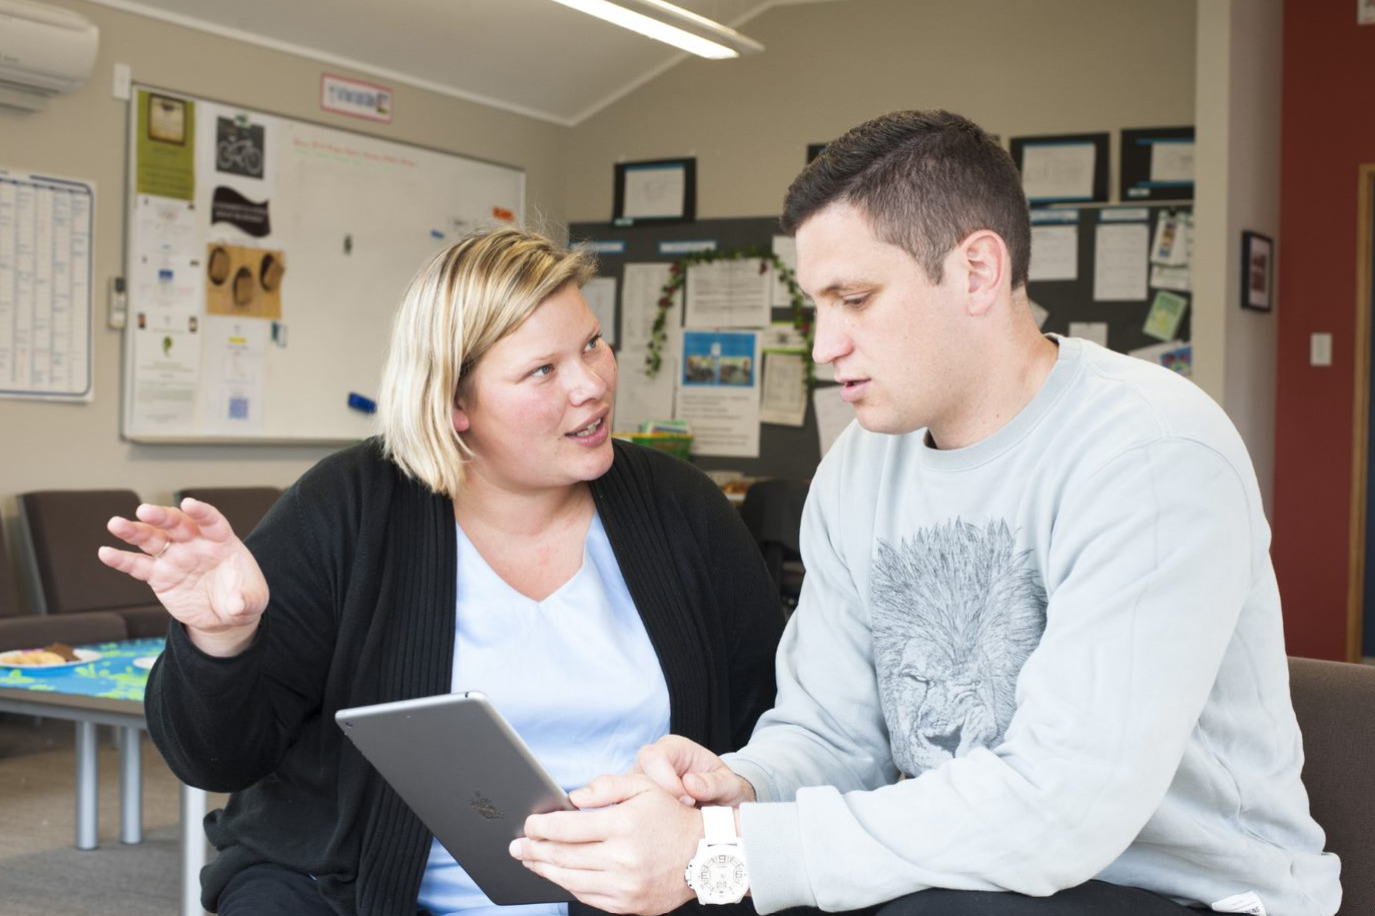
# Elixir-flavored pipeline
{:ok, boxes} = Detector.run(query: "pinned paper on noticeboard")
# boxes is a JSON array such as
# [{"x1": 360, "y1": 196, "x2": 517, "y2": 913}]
[{"x1": 205, "y1": 243, "x2": 285, "y2": 320}]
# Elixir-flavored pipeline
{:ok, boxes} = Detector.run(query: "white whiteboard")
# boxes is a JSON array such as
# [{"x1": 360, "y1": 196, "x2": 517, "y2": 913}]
[{"x1": 123, "y1": 86, "x2": 524, "y2": 443}]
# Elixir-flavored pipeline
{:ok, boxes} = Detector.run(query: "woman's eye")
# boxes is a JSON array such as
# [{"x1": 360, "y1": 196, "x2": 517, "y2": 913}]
[
  {"x1": 530, "y1": 364, "x2": 554, "y2": 378},
  {"x1": 585, "y1": 333, "x2": 603, "y2": 351},
  {"x1": 842, "y1": 295, "x2": 868, "y2": 309}
]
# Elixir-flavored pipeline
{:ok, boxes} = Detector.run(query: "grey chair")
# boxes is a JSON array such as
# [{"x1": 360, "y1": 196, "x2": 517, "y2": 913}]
[
  {"x1": 0, "y1": 521, "x2": 20, "y2": 620},
  {"x1": 18, "y1": 490, "x2": 168, "y2": 639},
  {"x1": 0, "y1": 521, "x2": 130, "y2": 649},
  {"x1": 175, "y1": 486, "x2": 282, "y2": 539},
  {"x1": 0, "y1": 612, "x2": 129, "y2": 652},
  {"x1": 1288, "y1": 656, "x2": 1375, "y2": 915}
]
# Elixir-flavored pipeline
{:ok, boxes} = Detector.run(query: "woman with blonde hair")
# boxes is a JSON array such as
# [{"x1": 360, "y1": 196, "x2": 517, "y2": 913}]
[{"x1": 98, "y1": 226, "x2": 783, "y2": 916}]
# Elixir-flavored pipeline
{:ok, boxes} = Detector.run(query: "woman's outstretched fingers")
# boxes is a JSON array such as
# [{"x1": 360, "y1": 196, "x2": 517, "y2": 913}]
[
  {"x1": 107, "y1": 514, "x2": 171, "y2": 556},
  {"x1": 135, "y1": 502, "x2": 197, "y2": 543},
  {"x1": 179, "y1": 498, "x2": 236, "y2": 541},
  {"x1": 96, "y1": 544, "x2": 156, "y2": 581}
]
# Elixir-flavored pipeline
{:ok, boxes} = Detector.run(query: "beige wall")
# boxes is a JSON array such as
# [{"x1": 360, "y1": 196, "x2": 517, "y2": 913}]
[
  {"x1": 563, "y1": 0, "x2": 1292, "y2": 509},
  {"x1": 565, "y1": 0, "x2": 1197, "y2": 221},
  {"x1": 3, "y1": 0, "x2": 1228, "y2": 600},
  {"x1": 0, "y1": 0, "x2": 569, "y2": 565}
]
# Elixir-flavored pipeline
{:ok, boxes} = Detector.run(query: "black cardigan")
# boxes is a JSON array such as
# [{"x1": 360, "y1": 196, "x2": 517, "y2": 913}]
[{"x1": 146, "y1": 438, "x2": 783, "y2": 916}]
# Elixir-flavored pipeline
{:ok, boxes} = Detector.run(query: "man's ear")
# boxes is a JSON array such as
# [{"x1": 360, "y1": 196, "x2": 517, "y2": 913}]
[{"x1": 960, "y1": 230, "x2": 1009, "y2": 317}]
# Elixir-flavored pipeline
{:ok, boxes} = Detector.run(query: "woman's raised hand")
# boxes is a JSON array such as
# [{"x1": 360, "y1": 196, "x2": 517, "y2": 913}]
[{"x1": 97, "y1": 498, "x2": 269, "y2": 657}]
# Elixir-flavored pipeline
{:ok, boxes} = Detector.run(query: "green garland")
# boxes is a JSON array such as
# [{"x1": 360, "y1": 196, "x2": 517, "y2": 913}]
[{"x1": 645, "y1": 246, "x2": 814, "y2": 390}]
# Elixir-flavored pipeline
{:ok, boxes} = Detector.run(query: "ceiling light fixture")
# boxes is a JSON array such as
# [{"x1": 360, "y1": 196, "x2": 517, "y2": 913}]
[{"x1": 545, "y1": 0, "x2": 764, "y2": 59}]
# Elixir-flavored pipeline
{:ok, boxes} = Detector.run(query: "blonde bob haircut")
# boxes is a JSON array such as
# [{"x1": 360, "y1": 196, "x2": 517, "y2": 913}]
[{"x1": 378, "y1": 225, "x2": 597, "y2": 497}]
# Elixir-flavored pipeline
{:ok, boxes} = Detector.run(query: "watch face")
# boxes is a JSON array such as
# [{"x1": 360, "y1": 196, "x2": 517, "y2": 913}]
[{"x1": 695, "y1": 851, "x2": 748, "y2": 902}]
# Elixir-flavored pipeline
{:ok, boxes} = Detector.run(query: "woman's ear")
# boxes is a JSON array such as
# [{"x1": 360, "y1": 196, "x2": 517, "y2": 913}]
[{"x1": 452, "y1": 401, "x2": 471, "y2": 433}]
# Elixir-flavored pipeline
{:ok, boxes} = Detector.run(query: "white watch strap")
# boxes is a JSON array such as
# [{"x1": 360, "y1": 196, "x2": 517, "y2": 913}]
[{"x1": 701, "y1": 806, "x2": 737, "y2": 845}]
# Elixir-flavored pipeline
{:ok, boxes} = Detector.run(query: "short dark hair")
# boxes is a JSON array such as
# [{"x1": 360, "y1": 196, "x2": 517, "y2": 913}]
[{"x1": 782, "y1": 110, "x2": 1031, "y2": 289}]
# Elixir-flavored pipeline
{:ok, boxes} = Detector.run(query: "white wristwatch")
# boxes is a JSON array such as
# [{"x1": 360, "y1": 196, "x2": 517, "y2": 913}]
[{"x1": 684, "y1": 806, "x2": 749, "y2": 905}]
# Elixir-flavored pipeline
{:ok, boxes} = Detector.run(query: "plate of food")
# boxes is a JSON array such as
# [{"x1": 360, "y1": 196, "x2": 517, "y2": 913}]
[
  {"x1": 132, "y1": 656, "x2": 159, "y2": 671},
  {"x1": 0, "y1": 643, "x2": 103, "y2": 672}
]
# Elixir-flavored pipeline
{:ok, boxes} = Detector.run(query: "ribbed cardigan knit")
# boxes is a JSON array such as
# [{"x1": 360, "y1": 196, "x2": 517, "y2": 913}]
[{"x1": 145, "y1": 438, "x2": 783, "y2": 916}]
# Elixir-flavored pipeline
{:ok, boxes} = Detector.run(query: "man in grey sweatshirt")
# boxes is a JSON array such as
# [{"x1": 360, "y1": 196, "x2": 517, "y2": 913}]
[{"x1": 511, "y1": 110, "x2": 1341, "y2": 916}]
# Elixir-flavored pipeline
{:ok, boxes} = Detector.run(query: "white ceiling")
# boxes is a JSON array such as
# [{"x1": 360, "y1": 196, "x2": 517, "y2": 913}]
[{"x1": 86, "y1": 0, "x2": 835, "y2": 126}]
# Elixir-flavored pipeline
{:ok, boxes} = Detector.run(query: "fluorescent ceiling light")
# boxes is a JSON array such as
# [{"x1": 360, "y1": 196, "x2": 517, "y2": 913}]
[{"x1": 546, "y1": 0, "x2": 764, "y2": 59}]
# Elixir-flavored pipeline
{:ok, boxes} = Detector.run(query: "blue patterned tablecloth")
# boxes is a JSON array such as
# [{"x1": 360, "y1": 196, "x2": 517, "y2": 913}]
[{"x1": 0, "y1": 637, "x2": 164, "y2": 702}]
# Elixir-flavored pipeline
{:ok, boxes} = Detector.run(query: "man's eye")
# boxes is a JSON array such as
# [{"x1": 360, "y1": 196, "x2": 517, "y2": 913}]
[
  {"x1": 585, "y1": 333, "x2": 603, "y2": 351},
  {"x1": 842, "y1": 295, "x2": 868, "y2": 309}
]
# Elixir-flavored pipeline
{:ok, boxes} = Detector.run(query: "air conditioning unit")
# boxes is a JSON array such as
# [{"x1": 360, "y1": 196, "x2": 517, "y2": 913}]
[{"x1": 0, "y1": 0, "x2": 99, "y2": 111}]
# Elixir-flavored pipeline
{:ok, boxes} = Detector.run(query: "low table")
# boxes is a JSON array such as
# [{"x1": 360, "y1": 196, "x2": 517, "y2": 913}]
[{"x1": 0, "y1": 637, "x2": 209, "y2": 916}]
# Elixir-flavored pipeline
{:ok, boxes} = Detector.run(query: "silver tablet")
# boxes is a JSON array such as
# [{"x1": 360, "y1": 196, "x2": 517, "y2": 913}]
[{"x1": 335, "y1": 691, "x2": 576, "y2": 905}]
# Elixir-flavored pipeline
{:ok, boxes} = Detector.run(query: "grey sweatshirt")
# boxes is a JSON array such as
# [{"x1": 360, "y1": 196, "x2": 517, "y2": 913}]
[{"x1": 725, "y1": 336, "x2": 1340, "y2": 916}]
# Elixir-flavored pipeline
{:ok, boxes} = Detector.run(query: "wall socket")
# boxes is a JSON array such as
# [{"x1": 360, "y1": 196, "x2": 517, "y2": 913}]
[
  {"x1": 108, "y1": 277, "x2": 128, "y2": 329},
  {"x1": 1310, "y1": 332, "x2": 1333, "y2": 367}
]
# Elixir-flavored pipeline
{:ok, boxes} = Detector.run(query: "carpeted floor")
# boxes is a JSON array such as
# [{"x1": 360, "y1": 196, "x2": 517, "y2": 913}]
[{"x1": 0, "y1": 714, "x2": 225, "y2": 916}]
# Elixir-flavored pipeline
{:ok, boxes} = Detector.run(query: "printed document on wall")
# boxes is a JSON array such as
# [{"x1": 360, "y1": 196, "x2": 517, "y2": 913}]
[
  {"x1": 770, "y1": 235, "x2": 805, "y2": 306},
  {"x1": 622, "y1": 164, "x2": 685, "y2": 220},
  {"x1": 1028, "y1": 225, "x2": 1078, "y2": 281},
  {"x1": 0, "y1": 168, "x2": 95, "y2": 401},
  {"x1": 1021, "y1": 143, "x2": 1095, "y2": 202},
  {"x1": 1093, "y1": 223, "x2": 1149, "y2": 301},
  {"x1": 686, "y1": 260, "x2": 771, "y2": 328},
  {"x1": 760, "y1": 351, "x2": 807, "y2": 427},
  {"x1": 583, "y1": 276, "x2": 618, "y2": 345},
  {"x1": 675, "y1": 330, "x2": 760, "y2": 457},
  {"x1": 621, "y1": 263, "x2": 681, "y2": 352},
  {"x1": 203, "y1": 316, "x2": 267, "y2": 435},
  {"x1": 130, "y1": 288, "x2": 203, "y2": 431},
  {"x1": 1150, "y1": 142, "x2": 1194, "y2": 184},
  {"x1": 813, "y1": 386, "x2": 856, "y2": 458}
]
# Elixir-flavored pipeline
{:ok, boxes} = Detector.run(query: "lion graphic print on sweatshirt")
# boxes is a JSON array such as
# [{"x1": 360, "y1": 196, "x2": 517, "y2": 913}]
[
  {"x1": 725, "y1": 336, "x2": 1341, "y2": 916},
  {"x1": 871, "y1": 522, "x2": 1047, "y2": 775}
]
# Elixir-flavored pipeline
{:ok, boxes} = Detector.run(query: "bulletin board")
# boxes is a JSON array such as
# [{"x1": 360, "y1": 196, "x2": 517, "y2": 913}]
[
  {"x1": 575, "y1": 204, "x2": 1193, "y2": 479},
  {"x1": 570, "y1": 217, "x2": 825, "y2": 479},
  {"x1": 122, "y1": 86, "x2": 525, "y2": 443},
  {"x1": 1027, "y1": 203, "x2": 1193, "y2": 357}
]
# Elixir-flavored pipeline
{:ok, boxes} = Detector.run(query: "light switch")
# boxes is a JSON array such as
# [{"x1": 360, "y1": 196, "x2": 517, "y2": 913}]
[
  {"x1": 1310, "y1": 333, "x2": 1333, "y2": 367},
  {"x1": 113, "y1": 63, "x2": 131, "y2": 101}
]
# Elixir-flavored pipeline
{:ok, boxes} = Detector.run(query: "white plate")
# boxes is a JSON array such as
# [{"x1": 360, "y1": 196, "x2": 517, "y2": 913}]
[
  {"x1": 132, "y1": 656, "x2": 159, "y2": 670},
  {"x1": 0, "y1": 648, "x2": 103, "y2": 671}
]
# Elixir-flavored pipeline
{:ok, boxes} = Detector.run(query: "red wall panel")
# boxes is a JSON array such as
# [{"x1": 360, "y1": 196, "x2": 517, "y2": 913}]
[{"x1": 1274, "y1": 0, "x2": 1375, "y2": 659}]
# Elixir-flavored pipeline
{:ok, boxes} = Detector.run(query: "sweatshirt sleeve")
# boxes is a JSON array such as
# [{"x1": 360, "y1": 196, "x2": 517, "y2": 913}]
[
  {"x1": 146, "y1": 478, "x2": 341, "y2": 792},
  {"x1": 723, "y1": 438, "x2": 900, "y2": 805},
  {"x1": 728, "y1": 437, "x2": 1256, "y2": 913}
]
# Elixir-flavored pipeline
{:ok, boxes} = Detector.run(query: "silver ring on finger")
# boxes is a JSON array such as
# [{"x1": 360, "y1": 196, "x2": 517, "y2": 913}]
[{"x1": 154, "y1": 541, "x2": 172, "y2": 560}]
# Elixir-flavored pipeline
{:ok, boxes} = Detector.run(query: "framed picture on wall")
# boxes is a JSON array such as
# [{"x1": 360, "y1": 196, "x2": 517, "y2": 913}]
[
  {"x1": 1241, "y1": 230, "x2": 1275, "y2": 312},
  {"x1": 1009, "y1": 132, "x2": 1109, "y2": 205},
  {"x1": 1120, "y1": 126, "x2": 1195, "y2": 201},
  {"x1": 613, "y1": 158, "x2": 696, "y2": 224}
]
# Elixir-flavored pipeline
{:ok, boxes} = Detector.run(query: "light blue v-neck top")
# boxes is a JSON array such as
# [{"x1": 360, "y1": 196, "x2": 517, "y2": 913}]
[{"x1": 416, "y1": 511, "x2": 671, "y2": 916}]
